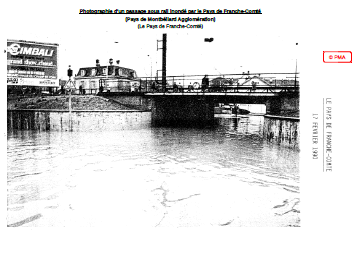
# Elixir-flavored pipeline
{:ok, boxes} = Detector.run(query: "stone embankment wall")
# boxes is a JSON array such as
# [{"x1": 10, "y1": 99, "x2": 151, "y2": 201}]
[
  {"x1": 265, "y1": 95, "x2": 299, "y2": 118},
  {"x1": 263, "y1": 116, "x2": 300, "y2": 149},
  {"x1": 7, "y1": 95, "x2": 133, "y2": 111},
  {"x1": 7, "y1": 110, "x2": 151, "y2": 132},
  {"x1": 100, "y1": 95, "x2": 152, "y2": 111}
]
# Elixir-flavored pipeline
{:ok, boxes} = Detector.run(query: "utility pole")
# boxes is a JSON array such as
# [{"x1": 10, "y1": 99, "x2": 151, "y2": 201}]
[
  {"x1": 294, "y1": 59, "x2": 298, "y2": 89},
  {"x1": 162, "y1": 33, "x2": 167, "y2": 88},
  {"x1": 157, "y1": 34, "x2": 167, "y2": 91}
]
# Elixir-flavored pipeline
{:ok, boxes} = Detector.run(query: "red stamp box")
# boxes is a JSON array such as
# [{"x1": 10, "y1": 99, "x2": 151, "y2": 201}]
[{"x1": 323, "y1": 51, "x2": 352, "y2": 63}]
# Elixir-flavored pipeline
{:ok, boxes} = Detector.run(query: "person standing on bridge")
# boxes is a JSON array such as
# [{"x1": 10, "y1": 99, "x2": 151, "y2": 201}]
[
  {"x1": 187, "y1": 82, "x2": 192, "y2": 92},
  {"x1": 202, "y1": 75, "x2": 209, "y2": 92}
]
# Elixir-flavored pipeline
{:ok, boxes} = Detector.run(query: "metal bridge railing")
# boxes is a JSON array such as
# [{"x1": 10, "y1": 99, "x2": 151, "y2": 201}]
[
  {"x1": 67, "y1": 73, "x2": 299, "y2": 95},
  {"x1": 136, "y1": 73, "x2": 299, "y2": 94}
]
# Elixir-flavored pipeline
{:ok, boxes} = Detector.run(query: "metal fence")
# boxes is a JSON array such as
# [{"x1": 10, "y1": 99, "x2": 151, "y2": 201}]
[
  {"x1": 10, "y1": 73, "x2": 299, "y2": 97},
  {"x1": 136, "y1": 73, "x2": 299, "y2": 94}
]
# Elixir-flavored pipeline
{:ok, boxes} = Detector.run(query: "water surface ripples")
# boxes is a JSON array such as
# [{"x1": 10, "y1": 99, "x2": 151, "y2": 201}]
[{"x1": 7, "y1": 115, "x2": 299, "y2": 227}]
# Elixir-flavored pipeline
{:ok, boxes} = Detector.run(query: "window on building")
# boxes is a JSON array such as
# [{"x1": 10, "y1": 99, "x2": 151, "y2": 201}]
[
  {"x1": 108, "y1": 66, "x2": 114, "y2": 76},
  {"x1": 103, "y1": 68, "x2": 107, "y2": 75},
  {"x1": 81, "y1": 70, "x2": 86, "y2": 76},
  {"x1": 91, "y1": 69, "x2": 96, "y2": 76},
  {"x1": 90, "y1": 80, "x2": 96, "y2": 89}
]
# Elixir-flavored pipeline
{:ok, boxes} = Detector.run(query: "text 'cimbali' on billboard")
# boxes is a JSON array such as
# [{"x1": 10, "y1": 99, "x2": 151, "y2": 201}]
[{"x1": 7, "y1": 39, "x2": 59, "y2": 87}]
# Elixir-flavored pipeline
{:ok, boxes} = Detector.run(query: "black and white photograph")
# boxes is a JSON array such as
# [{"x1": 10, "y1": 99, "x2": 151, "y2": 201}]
[
  {"x1": 2, "y1": 1, "x2": 357, "y2": 257},
  {"x1": 6, "y1": 16, "x2": 300, "y2": 228}
]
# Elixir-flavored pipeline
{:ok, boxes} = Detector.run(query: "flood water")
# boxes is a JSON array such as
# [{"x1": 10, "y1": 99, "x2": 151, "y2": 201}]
[{"x1": 7, "y1": 115, "x2": 300, "y2": 227}]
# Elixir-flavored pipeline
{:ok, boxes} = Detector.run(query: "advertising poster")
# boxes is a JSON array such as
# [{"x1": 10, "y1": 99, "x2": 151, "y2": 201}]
[{"x1": 7, "y1": 40, "x2": 58, "y2": 87}]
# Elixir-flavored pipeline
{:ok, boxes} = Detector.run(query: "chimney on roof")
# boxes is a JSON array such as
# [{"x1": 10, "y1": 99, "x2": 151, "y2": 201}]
[
  {"x1": 109, "y1": 58, "x2": 113, "y2": 65},
  {"x1": 96, "y1": 59, "x2": 100, "y2": 67},
  {"x1": 116, "y1": 60, "x2": 120, "y2": 65}
]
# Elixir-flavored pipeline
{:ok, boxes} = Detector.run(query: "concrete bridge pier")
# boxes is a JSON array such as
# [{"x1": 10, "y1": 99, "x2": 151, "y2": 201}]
[
  {"x1": 265, "y1": 94, "x2": 299, "y2": 116},
  {"x1": 151, "y1": 96, "x2": 215, "y2": 126}
]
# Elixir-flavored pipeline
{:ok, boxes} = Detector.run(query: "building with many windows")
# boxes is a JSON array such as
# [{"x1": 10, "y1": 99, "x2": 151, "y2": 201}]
[{"x1": 74, "y1": 59, "x2": 140, "y2": 94}]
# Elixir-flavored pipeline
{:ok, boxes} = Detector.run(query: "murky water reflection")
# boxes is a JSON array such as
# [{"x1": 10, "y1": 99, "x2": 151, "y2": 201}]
[{"x1": 7, "y1": 115, "x2": 299, "y2": 227}]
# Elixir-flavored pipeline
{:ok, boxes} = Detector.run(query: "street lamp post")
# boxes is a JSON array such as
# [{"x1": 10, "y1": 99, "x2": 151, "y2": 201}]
[
  {"x1": 65, "y1": 65, "x2": 75, "y2": 131},
  {"x1": 66, "y1": 65, "x2": 74, "y2": 112}
]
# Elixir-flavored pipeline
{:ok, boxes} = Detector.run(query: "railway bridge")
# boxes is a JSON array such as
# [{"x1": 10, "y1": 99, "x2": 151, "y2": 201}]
[
  {"x1": 144, "y1": 86, "x2": 299, "y2": 125},
  {"x1": 101, "y1": 83, "x2": 299, "y2": 126}
]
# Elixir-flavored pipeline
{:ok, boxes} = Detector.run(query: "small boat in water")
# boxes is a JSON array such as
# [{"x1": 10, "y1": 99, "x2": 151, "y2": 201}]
[
  {"x1": 232, "y1": 106, "x2": 250, "y2": 115},
  {"x1": 214, "y1": 105, "x2": 250, "y2": 115}
]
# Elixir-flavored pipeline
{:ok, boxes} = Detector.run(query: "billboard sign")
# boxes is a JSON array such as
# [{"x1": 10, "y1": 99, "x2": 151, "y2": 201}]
[{"x1": 7, "y1": 40, "x2": 59, "y2": 87}]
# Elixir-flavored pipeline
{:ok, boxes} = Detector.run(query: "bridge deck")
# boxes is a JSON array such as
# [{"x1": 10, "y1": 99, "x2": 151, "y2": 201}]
[
  {"x1": 145, "y1": 92, "x2": 281, "y2": 97},
  {"x1": 144, "y1": 86, "x2": 299, "y2": 97}
]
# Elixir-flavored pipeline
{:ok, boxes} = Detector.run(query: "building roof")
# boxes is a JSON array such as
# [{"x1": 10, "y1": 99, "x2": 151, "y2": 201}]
[
  {"x1": 77, "y1": 65, "x2": 135, "y2": 71},
  {"x1": 241, "y1": 75, "x2": 270, "y2": 86},
  {"x1": 76, "y1": 65, "x2": 137, "y2": 79}
]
